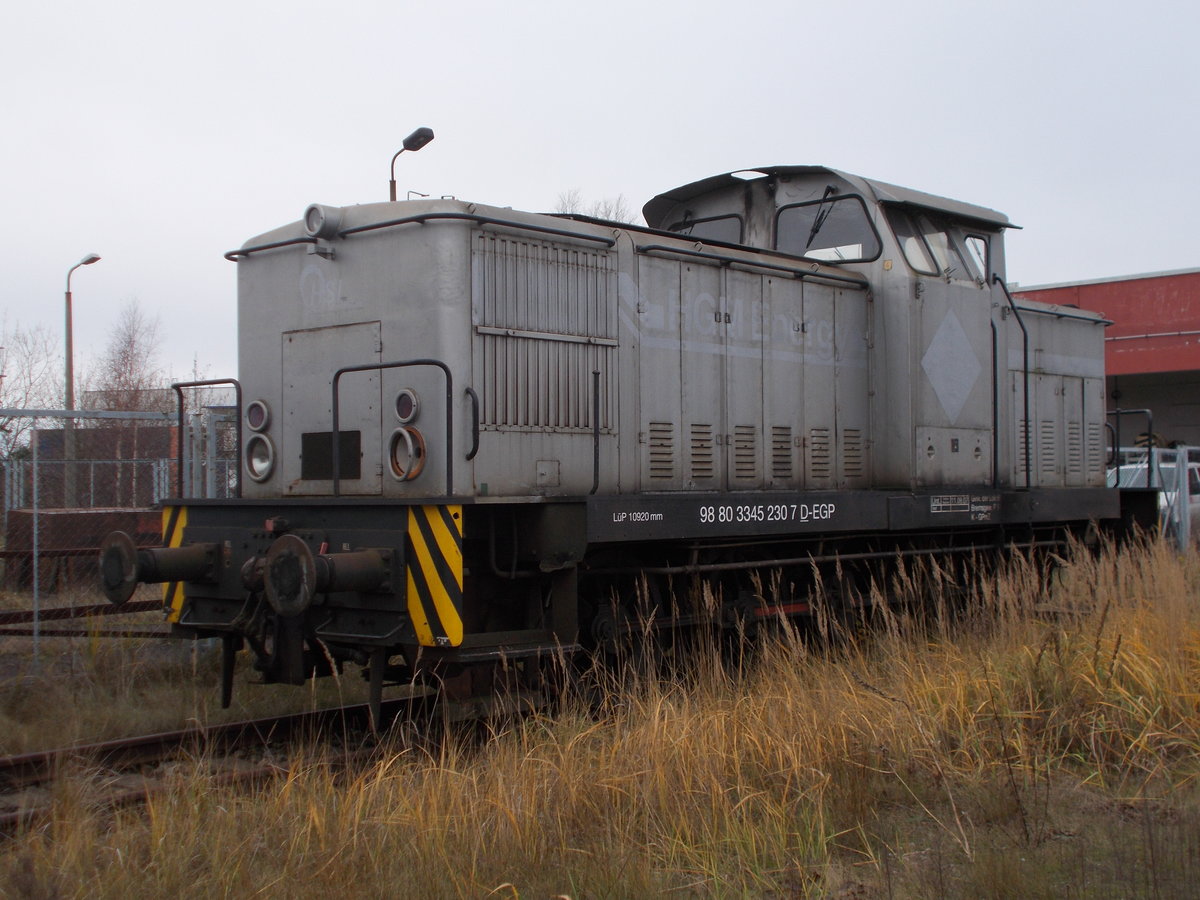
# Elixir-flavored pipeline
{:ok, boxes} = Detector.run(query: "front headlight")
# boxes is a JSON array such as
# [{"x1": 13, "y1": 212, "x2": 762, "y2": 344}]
[
  {"x1": 246, "y1": 434, "x2": 276, "y2": 482},
  {"x1": 387, "y1": 426, "x2": 426, "y2": 482}
]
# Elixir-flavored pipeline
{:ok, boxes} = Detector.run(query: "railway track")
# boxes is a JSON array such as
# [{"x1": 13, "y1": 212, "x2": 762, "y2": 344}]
[
  {"x1": 0, "y1": 697, "x2": 435, "y2": 836},
  {"x1": 0, "y1": 599, "x2": 171, "y2": 639}
]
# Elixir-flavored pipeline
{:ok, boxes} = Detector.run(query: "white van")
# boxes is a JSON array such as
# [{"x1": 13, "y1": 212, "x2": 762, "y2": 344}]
[{"x1": 1108, "y1": 448, "x2": 1200, "y2": 543}]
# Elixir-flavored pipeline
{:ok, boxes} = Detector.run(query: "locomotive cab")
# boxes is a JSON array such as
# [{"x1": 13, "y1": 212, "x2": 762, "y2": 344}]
[{"x1": 643, "y1": 167, "x2": 1107, "y2": 492}]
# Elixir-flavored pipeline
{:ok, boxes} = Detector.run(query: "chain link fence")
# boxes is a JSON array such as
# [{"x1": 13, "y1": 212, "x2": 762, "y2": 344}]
[{"x1": 0, "y1": 403, "x2": 237, "y2": 657}]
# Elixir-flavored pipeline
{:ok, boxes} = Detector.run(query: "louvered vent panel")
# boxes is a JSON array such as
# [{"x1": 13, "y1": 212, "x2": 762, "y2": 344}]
[
  {"x1": 733, "y1": 426, "x2": 757, "y2": 481},
  {"x1": 842, "y1": 428, "x2": 864, "y2": 479},
  {"x1": 771, "y1": 426, "x2": 793, "y2": 480},
  {"x1": 648, "y1": 422, "x2": 674, "y2": 480},
  {"x1": 1066, "y1": 422, "x2": 1083, "y2": 475},
  {"x1": 475, "y1": 233, "x2": 616, "y2": 430},
  {"x1": 809, "y1": 427, "x2": 832, "y2": 479},
  {"x1": 1040, "y1": 420, "x2": 1057, "y2": 476},
  {"x1": 1016, "y1": 420, "x2": 1029, "y2": 475},
  {"x1": 1086, "y1": 423, "x2": 1104, "y2": 477},
  {"x1": 690, "y1": 424, "x2": 715, "y2": 481}
]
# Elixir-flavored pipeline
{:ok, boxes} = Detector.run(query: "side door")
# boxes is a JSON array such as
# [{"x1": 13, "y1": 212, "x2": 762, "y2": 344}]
[
  {"x1": 281, "y1": 321, "x2": 382, "y2": 496},
  {"x1": 890, "y1": 210, "x2": 994, "y2": 486}
]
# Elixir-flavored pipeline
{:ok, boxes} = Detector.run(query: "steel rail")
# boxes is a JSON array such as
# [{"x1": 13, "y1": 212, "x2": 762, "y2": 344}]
[
  {"x1": 0, "y1": 698, "x2": 440, "y2": 835},
  {"x1": 0, "y1": 547, "x2": 145, "y2": 560},
  {"x1": 0, "y1": 628, "x2": 173, "y2": 638},
  {"x1": 0, "y1": 698, "x2": 430, "y2": 795},
  {"x1": 0, "y1": 600, "x2": 162, "y2": 626}
]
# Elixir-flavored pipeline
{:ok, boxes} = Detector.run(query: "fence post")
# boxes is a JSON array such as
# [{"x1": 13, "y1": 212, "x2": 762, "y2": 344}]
[
  {"x1": 1173, "y1": 450, "x2": 1190, "y2": 550},
  {"x1": 205, "y1": 412, "x2": 217, "y2": 498},
  {"x1": 31, "y1": 425, "x2": 40, "y2": 668},
  {"x1": 188, "y1": 412, "x2": 204, "y2": 498}
]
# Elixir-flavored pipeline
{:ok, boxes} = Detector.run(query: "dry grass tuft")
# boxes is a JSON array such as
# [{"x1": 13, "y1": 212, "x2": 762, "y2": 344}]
[{"x1": 3, "y1": 540, "x2": 1200, "y2": 897}]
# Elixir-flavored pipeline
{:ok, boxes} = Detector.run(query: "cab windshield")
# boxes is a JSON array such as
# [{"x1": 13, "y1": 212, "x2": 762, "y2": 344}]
[{"x1": 885, "y1": 206, "x2": 986, "y2": 283}]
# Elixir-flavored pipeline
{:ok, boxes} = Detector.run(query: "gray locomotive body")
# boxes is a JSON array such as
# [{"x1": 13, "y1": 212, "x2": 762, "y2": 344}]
[
  {"x1": 105, "y1": 166, "x2": 1128, "y2": 709},
  {"x1": 241, "y1": 166, "x2": 1111, "y2": 504}
]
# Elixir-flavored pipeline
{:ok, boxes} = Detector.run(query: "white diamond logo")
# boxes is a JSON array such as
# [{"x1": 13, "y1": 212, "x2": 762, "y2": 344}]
[{"x1": 921, "y1": 311, "x2": 981, "y2": 424}]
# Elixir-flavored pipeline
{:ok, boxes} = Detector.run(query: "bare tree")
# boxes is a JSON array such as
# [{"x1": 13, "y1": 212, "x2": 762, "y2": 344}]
[
  {"x1": 555, "y1": 188, "x2": 585, "y2": 215},
  {"x1": 71, "y1": 301, "x2": 175, "y2": 507},
  {"x1": 0, "y1": 319, "x2": 62, "y2": 457},
  {"x1": 82, "y1": 300, "x2": 172, "y2": 413},
  {"x1": 554, "y1": 189, "x2": 636, "y2": 224}
]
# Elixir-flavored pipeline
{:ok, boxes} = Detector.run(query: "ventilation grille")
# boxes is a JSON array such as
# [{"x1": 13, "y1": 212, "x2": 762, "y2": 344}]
[
  {"x1": 648, "y1": 422, "x2": 674, "y2": 480},
  {"x1": 771, "y1": 426, "x2": 793, "y2": 480},
  {"x1": 809, "y1": 427, "x2": 832, "y2": 480},
  {"x1": 842, "y1": 428, "x2": 864, "y2": 480},
  {"x1": 475, "y1": 233, "x2": 616, "y2": 430},
  {"x1": 733, "y1": 426, "x2": 757, "y2": 481},
  {"x1": 1016, "y1": 420, "x2": 1029, "y2": 475},
  {"x1": 1086, "y1": 423, "x2": 1104, "y2": 477},
  {"x1": 690, "y1": 424, "x2": 715, "y2": 481},
  {"x1": 1066, "y1": 422, "x2": 1083, "y2": 475},
  {"x1": 1039, "y1": 420, "x2": 1057, "y2": 476}
]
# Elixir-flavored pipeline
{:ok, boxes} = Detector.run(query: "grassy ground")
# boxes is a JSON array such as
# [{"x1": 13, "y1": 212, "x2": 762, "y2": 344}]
[
  {"x1": 0, "y1": 585, "x2": 372, "y2": 753},
  {"x1": 2, "y1": 539, "x2": 1199, "y2": 898}
]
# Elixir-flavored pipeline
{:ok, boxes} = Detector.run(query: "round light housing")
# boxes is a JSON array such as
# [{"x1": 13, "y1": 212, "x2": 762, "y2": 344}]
[
  {"x1": 246, "y1": 400, "x2": 271, "y2": 432},
  {"x1": 388, "y1": 426, "x2": 426, "y2": 482},
  {"x1": 246, "y1": 435, "x2": 275, "y2": 482},
  {"x1": 395, "y1": 388, "x2": 419, "y2": 423},
  {"x1": 303, "y1": 203, "x2": 342, "y2": 240}
]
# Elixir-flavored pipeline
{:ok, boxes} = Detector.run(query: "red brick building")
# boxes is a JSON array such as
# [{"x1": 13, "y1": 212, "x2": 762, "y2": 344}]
[{"x1": 1015, "y1": 268, "x2": 1200, "y2": 447}]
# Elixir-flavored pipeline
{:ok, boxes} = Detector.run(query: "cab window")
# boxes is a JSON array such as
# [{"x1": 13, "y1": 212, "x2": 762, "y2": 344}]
[
  {"x1": 885, "y1": 207, "x2": 938, "y2": 275},
  {"x1": 775, "y1": 195, "x2": 881, "y2": 263},
  {"x1": 885, "y1": 207, "x2": 984, "y2": 283},
  {"x1": 668, "y1": 213, "x2": 743, "y2": 244},
  {"x1": 964, "y1": 235, "x2": 989, "y2": 282}
]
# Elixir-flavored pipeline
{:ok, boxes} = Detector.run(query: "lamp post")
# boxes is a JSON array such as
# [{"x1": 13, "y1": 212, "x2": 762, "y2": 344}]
[
  {"x1": 388, "y1": 127, "x2": 435, "y2": 201},
  {"x1": 64, "y1": 253, "x2": 100, "y2": 507}
]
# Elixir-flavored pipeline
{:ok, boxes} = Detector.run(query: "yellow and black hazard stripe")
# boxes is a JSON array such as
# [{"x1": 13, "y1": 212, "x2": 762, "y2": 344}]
[
  {"x1": 406, "y1": 504, "x2": 464, "y2": 647},
  {"x1": 162, "y1": 505, "x2": 188, "y2": 623}
]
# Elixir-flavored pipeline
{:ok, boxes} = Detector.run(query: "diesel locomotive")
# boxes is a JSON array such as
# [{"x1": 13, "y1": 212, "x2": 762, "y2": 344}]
[{"x1": 101, "y1": 164, "x2": 1138, "y2": 715}]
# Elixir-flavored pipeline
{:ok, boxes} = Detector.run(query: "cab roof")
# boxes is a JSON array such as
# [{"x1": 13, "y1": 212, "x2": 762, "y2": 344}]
[{"x1": 642, "y1": 166, "x2": 1013, "y2": 231}]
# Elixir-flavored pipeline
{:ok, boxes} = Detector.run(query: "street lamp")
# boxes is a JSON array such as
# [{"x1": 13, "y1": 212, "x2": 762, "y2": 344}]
[
  {"x1": 65, "y1": 253, "x2": 101, "y2": 413},
  {"x1": 388, "y1": 127, "x2": 435, "y2": 201},
  {"x1": 64, "y1": 253, "x2": 100, "y2": 507}
]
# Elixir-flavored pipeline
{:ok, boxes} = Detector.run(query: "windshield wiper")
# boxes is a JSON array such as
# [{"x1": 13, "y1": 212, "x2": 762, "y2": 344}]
[{"x1": 804, "y1": 185, "x2": 838, "y2": 252}]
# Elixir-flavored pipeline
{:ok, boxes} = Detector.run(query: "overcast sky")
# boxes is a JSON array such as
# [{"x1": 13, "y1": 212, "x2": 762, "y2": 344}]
[{"x1": 3, "y1": 0, "x2": 1197, "y2": 388}]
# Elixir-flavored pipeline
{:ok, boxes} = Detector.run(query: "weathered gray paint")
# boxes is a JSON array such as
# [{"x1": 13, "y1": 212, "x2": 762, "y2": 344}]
[{"x1": 233, "y1": 169, "x2": 1107, "y2": 503}]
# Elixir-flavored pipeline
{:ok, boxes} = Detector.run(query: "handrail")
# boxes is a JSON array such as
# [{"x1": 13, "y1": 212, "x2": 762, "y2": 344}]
[
  {"x1": 172, "y1": 379, "x2": 242, "y2": 498},
  {"x1": 1010, "y1": 300, "x2": 1112, "y2": 326},
  {"x1": 224, "y1": 237, "x2": 318, "y2": 261},
  {"x1": 635, "y1": 243, "x2": 869, "y2": 288},
  {"x1": 994, "y1": 274, "x2": 1031, "y2": 489},
  {"x1": 332, "y1": 360, "x2": 453, "y2": 497},
  {"x1": 590, "y1": 370, "x2": 601, "y2": 495},
  {"x1": 464, "y1": 387, "x2": 480, "y2": 461},
  {"x1": 338, "y1": 212, "x2": 617, "y2": 246},
  {"x1": 990, "y1": 322, "x2": 999, "y2": 488},
  {"x1": 226, "y1": 213, "x2": 616, "y2": 261},
  {"x1": 1107, "y1": 408, "x2": 1155, "y2": 488}
]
